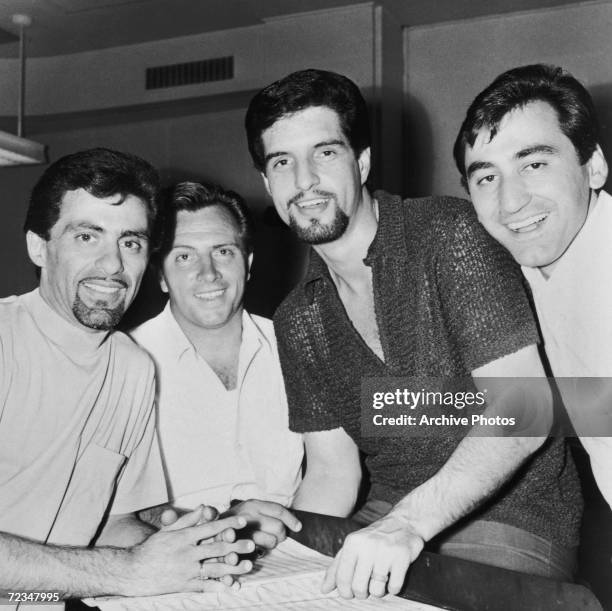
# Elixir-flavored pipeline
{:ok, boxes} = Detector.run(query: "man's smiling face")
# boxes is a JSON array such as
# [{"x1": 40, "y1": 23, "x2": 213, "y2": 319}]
[
  {"x1": 29, "y1": 188, "x2": 149, "y2": 331},
  {"x1": 161, "y1": 205, "x2": 250, "y2": 334},
  {"x1": 261, "y1": 105, "x2": 370, "y2": 245},
  {"x1": 465, "y1": 100, "x2": 607, "y2": 274}
]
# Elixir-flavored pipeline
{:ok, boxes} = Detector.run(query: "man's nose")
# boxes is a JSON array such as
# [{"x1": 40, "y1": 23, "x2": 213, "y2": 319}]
[
  {"x1": 95, "y1": 243, "x2": 124, "y2": 276},
  {"x1": 499, "y1": 176, "x2": 531, "y2": 216},
  {"x1": 294, "y1": 159, "x2": 320, "y2": 192},
  {"x1": 197, "y1": 254, "x2": 220, "y2": 282}
]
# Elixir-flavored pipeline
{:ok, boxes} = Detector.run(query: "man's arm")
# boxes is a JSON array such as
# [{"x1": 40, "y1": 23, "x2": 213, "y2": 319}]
[
  {"x1": 292, "y1": 428, "x2": 362, "y2": 517},
  {"x1": 0, "y1": 508, "x2": 254, "y2": 598},
  {"x1": 323, "y1": 345, "x2": 552, "y2": 599}
]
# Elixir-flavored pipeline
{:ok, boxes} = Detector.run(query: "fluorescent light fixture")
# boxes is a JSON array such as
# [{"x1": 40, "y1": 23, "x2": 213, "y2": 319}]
[
  {"x1": 0, "y1": 130, "x2": 46, "y2": 166},
  {"x1": 0, "y1": 14, "x2": 48, "y2": 168}
]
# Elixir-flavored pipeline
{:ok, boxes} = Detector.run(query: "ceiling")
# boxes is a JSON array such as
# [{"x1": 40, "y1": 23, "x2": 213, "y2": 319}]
[{"x1": 0, "y1": 0, "x2": 590, "y2": 59}]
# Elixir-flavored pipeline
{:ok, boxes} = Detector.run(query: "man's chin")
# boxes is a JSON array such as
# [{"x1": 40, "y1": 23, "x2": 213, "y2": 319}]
[
  {"x1": 73, "y1": 298, "x2": 125, "y2": 331},
  {"x1": 289, "y1": 215, "x2": 348, "y2": 245}
]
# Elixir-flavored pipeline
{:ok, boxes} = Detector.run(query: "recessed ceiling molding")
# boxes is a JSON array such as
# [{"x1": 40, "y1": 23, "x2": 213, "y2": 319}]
[{"x1": 0, "y1": 129, "x2": 46, "y2": 166}]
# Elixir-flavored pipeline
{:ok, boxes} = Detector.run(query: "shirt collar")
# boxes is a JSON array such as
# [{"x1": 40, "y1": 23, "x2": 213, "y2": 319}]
[
  {"x1": 161, "y1": 301, "x2": 269, "y2": 359},
  {"x1": 241, "y1": 310, "x2": 272, "y2": 353},
  {"x1": 158, "y1": 301, "x2": 196, "y2": 360},
  {"x1": 522, "y1": 189, "x2": 610, "y2": 286},
  {"x1": 23, "y1": 288, "x2": 108, "y2": 354},
  {"x1": 302, "y1": 190, "x2": 406, "y2": 293}
]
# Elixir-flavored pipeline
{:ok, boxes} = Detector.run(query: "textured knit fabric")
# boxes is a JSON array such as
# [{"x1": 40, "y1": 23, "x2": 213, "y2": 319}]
[
  {"x1": 275, "y1": 191, "x2": 582, "y2": 548},
  {"x1": 0, "y1": 289, "x2": 167, "y2": 547},
  {"x1": 132, "y1": 304, "x2": 303, "y2": 513},
  {"x1": 523, "y1": 189, "x2": 612, "y2": 508}
]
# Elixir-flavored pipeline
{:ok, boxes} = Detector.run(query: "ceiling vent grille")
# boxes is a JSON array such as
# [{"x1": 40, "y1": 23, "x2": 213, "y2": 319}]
[{"x1": 146, "y1": 56, "x2": 234, "y2": 90}]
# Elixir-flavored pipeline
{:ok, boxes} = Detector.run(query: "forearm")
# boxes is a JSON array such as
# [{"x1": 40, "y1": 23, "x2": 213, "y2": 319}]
[
  {"x1": 0, "y1": 532, "x2": 132, "y2": 598},
  {"x1": 293, "y1": 470, "x2": 359, "y2": 517},
  {"x1": 389, "y1": 434, "x2": 543, "y2": 541},
  {"x1": 95, "y1": 514, "x2": 155, "y2": 547}
]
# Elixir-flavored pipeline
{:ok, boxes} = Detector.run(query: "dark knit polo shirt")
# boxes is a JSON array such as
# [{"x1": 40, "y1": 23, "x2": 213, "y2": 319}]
[{"x1": 274, "y1": 191, "x2": 581, "y2": 548}]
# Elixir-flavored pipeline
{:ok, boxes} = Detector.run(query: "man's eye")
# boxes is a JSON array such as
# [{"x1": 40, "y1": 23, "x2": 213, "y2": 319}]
[
  {"x1": 476, "y1": 174, "x2": 497, "y2": 186},
  {"x1": 320, "y1": 149, "x2": 336, "y2": 157},
  {"x1": 122, "y1": 239, "x2": 142, "y2": 252},
  {"x1": 76, "y1": 233, "x2": 94, "y2": 243},
  {"x1": 527, "y1": 162, "x2": 546, "y2": 170},
  {"x1": 272, "y1": 158, "x2": 290, "y2": 169},
  {"x1": 176, "y1": 253, "x2": 191, "y2": 262},
  {"x1": 214, "y1": 248, "x2": 234, "y2": 258}
]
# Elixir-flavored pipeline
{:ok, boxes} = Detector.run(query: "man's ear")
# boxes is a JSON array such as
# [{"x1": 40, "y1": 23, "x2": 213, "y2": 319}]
[
  {"x1": 587, "y1": 144, "x2": 608, "y2": 190},
  {"x1": 159, "y1": 271, "x2": 169, "y2": 294},
  {"x1": 261, "y1": 172, "x2": 271, "y2": 196},
  {"x1": 247, "y1": 252, "x2": 253, "y2": 281},
  {"x1": 358, "y1": 147, "x2": 371, "y2": 186},
  {"x1": 26, "y1": 231, "x2": 47, "y2": 268}
]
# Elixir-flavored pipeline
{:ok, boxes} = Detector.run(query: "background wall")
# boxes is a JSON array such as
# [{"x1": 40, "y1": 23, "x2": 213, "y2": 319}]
[
  {"x1": 403, "y1": 0, "x2": 612, "y2": 198},
  {"x1": 2, "y1": 1, "x2": 611, "y2": 318},
  {"x1": 0, "y1": 3, "x2": 404, "y2": 320}
]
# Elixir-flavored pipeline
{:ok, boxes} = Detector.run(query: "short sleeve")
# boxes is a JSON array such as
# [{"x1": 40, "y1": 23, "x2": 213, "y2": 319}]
[
  {"x1": 436, "y1": 207, "x2": 539, "y2": 372},
  {"x1": 274, "y1": 299, "x2": 343, "y2": 434},
  {"x1": 110, "y1": 365, "x2": 168, "y2": 514}
]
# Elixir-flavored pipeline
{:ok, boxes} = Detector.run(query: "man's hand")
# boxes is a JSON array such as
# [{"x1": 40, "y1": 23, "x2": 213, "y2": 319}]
[
  {"x1": 223, "y1": 500, "x2": 302, "y2": 549},
  {"x1": 123, "y1": 508, "x2": 254, "y2": 596},
  {"x1": 160, "y1": 505, "x2": 218, "y2": 530},
  {"x1": 321, "y1": 513, "x2": 423, "y2": 599}
]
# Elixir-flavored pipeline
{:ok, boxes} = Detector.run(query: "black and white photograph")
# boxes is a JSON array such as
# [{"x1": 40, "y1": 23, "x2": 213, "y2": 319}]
[{"x1": 0, "y1": 1, "x2": 610, "y2": 609}]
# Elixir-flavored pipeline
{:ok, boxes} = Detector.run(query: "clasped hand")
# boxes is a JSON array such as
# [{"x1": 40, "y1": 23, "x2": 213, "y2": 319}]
[
  {"x1": 126, "y1": 506, "x2": 253, "y2": 596},
  {"x1": 223, "y1": 499, "x2": 302, "y2": 550}
]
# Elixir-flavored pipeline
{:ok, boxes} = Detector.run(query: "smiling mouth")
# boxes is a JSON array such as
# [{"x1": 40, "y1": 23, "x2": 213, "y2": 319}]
[
  {"x1": 295, "y1": 198, "x2": 329, "y2": 209},
  {"x1": 507, "y1": 213, "x2": 549, "y2": 233},
  {"x1": 80, "y1": 279, "x2": 127, "y2": 296},
  {"x1": 195, "y1": 289, "x2": 225, "y2": 301}
]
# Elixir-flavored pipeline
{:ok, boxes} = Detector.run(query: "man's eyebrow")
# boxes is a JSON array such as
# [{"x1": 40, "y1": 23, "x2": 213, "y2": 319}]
[
  {"x1": 515, "y1": 144, "x2": 558, "y2": 159},
  {"x1": 264, "y1": 139, "x2": 348, "y2": 165},
  {"x1": 314, "y1": 139, "x2": 347, "y2": 149},
  {"x1": 466, "y1": 160, "x2": 494, "y2": 179},
  {"x1": 120, "y1": 229, "x2": 150, "y2": 240},
  {"x1": 171, "y1": 240, "x2": 241, "y2": 250},
  {"x1": 62, "y1": 221, "x2": 103, "y2": 235},
  {"x1": 62, "y1": 222, "x2": 149, "y2": 240}
]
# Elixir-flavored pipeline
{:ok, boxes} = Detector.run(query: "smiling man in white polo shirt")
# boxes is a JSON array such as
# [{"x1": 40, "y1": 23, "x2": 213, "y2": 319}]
[
  {"x1": 132, "y1": 181, "x2": 303, "y2": 549},
  {"x1": 454, "y1": 63, "x2": 612, "y2": 508}
]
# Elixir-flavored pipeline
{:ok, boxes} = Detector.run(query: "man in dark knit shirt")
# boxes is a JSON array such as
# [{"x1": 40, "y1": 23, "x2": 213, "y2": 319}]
[{"x1": 245, "y1": 69, "x2": 581, "y2": 599}]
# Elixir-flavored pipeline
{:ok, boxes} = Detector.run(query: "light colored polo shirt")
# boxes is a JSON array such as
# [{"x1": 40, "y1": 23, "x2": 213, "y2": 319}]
[
  {"x1": 523, "y1": 189, "x2": 612, "y2": 507},
  {"x1": 0, "y1": 289, "x2": 167, "y2": 547},
  {"x1": 132, "y1": 304, "x2": 303, "y2": 512}
]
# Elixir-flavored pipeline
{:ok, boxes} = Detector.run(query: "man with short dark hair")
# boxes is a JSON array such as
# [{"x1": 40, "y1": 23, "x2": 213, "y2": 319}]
[
  {"x1": 454, "y1": 63, "x2": 612, "y2": 509},
  {"x1": 0, "y1": 149, "x2": 252, "y2": 602},
  {"x1": 132, "y1": 181, "x2": 303, "y2": 550},
  {"x1": 245, "y1": 69, "x2": 581, "y2": 598}
]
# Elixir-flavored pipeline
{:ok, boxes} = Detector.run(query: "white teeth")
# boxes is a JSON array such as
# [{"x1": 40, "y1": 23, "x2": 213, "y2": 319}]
[
  {"x1": 508, "y1": 213, "x2": 548, "y2": 232},
  {"x1": 297, "y1": 199, "x2": 326, "y2": 209},
  {"x1": 82, "y1": 282, "x2": 122, "y2": 294},
  {"x1": 195, "y1": 289, "x2": 224, "y2": 300}
]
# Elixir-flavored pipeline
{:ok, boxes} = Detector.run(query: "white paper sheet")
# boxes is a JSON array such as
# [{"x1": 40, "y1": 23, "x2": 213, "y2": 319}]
[{"x1": 85, "y1": 539, "x2": 442, "y2": 610}]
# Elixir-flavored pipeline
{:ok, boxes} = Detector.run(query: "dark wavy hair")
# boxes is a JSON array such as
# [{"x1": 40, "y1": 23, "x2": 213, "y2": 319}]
[
  {"x1": 454, "y1": 64, "x2": 600, "y2": 187},
  {"x1": 24, "y1": 147, "x2": 161, "y2": 242},
  {"x1": 154, "y1": 181, "x2": 254, "y2": 269},
  {"x1": 245, "y1": 68, "x2": 371, "y2": 173}
]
